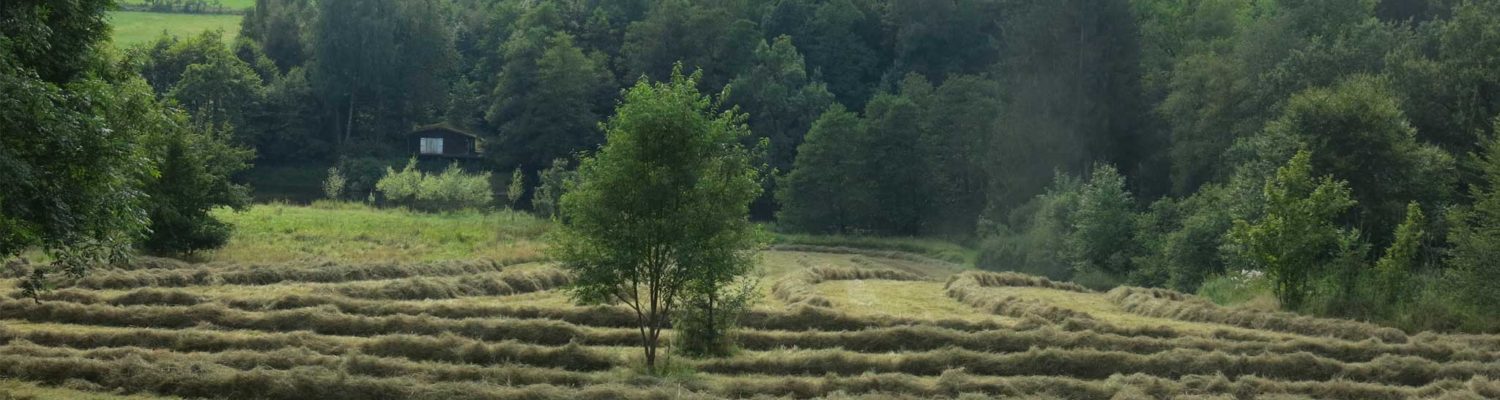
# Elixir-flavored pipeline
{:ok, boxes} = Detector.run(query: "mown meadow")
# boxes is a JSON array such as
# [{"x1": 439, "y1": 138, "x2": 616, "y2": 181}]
[{"x1": 0, "y1": 203, "x2": 1497, "y2": 399}]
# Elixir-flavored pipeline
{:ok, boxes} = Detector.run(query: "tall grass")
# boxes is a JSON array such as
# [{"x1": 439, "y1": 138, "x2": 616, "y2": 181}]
[{"x1": 209, "y1": 203, "x2": 548, "y2": 264}]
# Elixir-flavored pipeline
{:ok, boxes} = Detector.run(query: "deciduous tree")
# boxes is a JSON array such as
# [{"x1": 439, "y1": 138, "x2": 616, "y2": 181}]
[{"x1": 551, "y1": 67, "x2": 764, "y2": 373}]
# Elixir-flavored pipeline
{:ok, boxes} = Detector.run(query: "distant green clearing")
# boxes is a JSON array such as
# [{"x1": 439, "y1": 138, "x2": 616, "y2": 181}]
[
  {"x1": 109, "y1": 11, "x2": 241, "y2": 47},
  {"x1": 118, "y1": 0, "x2": 256, "y2": 12}
]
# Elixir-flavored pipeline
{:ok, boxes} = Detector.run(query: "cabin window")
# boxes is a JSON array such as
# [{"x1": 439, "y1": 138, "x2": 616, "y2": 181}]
[{"x1": 420, "y1": 137, "x2": 444, "y2": 154}]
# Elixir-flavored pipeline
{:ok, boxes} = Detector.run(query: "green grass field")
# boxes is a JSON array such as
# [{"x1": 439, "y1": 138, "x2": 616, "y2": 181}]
[
  {"x1": 108, "y1": 11, "x2": 241, "y2": 47},
  {"x1": 1, "y1": 204, "x2": 1497, "y2": 399},
  {"x1": 118, "y1": 0, "x2": 256, "y2": 11}
]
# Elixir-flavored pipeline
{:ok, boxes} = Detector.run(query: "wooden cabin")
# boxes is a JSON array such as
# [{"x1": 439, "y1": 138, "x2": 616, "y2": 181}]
[{"x1": 409, "y1": 123, "x2": 481, "y2": 158}]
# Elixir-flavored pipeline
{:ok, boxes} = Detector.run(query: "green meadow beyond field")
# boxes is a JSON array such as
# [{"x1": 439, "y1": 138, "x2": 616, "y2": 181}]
[{"x1": 0, "y1": 203, "x2": 1497, "y2": 399}]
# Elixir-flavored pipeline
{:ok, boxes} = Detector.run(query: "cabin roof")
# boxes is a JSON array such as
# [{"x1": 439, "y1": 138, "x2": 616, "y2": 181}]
[{"x1": 409, "y1": 122, "x2": 478, "y2": 139}]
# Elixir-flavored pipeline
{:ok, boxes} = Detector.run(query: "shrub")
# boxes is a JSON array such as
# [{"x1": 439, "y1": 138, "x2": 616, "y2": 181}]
[
  {"x1": 1226, "y1": 150, "x2": 1359, "y2": 310},
  {"x1": 323, "y1": 166, "x2": 346, "y2": 200},
  {"x1": 416, "y1": 163, "x2": 494, "y2": 211},
  {"x1": 376, "y1": 158, "x2": 493, "y2": 211},
  {"x1": 532, "y1": 158, "x2": 575, "y2": 219},
  {"x1": 375, "y1": 158, "x2": 423, "y2": 206}
]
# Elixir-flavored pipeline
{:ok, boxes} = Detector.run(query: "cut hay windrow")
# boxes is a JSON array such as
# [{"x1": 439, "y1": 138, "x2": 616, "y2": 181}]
[
  {"x1": 695, "y1": 346, "x2": 1500, "y2": 387},
  {"x1": 330, "y1": 268, "x2": 573, "y2": 300},
  {"x1": 768, "y1": 244, "x2": 967, "y2": 268},
  {"x1": 21, "y1": 288, "x2": 1007, "y2": 332},
  {"x1": 731, "y1": 325, "x2": 1498, "y2": 364},
  {"x1": 0, "y1": 343, "x2": 704, "y2": 400},
  {"x1": 947, "y1": 271, "x2": 1092, "y2": 293},
  {"x1": 57, "y1": 259, "x2": 540, "y2": 290},
  {"x1": 5, "y1": 316, "x2": 1487, "y2": 368},
  {"x1": 0, "y1": 299, "x2": 639, "y2": 349},
  {"x1": 944, "y1": 272, "x2": 1094, "y2": 323},
  {"x1": 772, "y1": 265, "x2": 927, "y2": 307},
  {"x1": 5, "y1": 339, "x2": 1491, "y2": 400},
  {"x1": 0, "y1": 327, "x2": 617, "y2": 373},
  {"x1": 704, "y1": 371, "x2": 1497, "y2": 400},
  {"x1": 1107, "y1": 287, "x2": 1409, "y2": 343}
]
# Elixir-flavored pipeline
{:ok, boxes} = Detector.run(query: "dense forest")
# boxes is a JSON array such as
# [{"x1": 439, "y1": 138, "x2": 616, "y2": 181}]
[{"x1": 5, "y1": 0, "x2": 1500, "y2": 333}]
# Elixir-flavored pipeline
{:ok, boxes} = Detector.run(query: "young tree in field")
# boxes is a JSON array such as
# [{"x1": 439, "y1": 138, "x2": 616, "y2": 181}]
[
  {"x1": 532, "y1": 158, "x2": 575, "y2": 219},
  {"x1": 551, "y1": 67, "x2": 764, "y2": 373},
  {"x1": 1228, "y1": 150, "x2": 1358, "y2": 310},
  {"x1": 507, "y1": 167, "x2": 526, "y2": 211}
]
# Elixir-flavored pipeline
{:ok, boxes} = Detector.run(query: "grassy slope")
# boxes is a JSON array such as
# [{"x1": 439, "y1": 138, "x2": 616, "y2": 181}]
[{"x1": 108, "y1": 11, "x2": 241, "y2": 47}]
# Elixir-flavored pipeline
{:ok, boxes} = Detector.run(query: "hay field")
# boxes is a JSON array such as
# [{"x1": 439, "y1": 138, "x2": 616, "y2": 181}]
[{"x1": 0, "y1": 204, "x2": 1497, "y2": 399}]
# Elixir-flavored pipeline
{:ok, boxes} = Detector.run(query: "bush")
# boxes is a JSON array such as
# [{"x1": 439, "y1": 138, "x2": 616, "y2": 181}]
[
  {"x1": 1226, "y1": 150, "x2": 1359, "y2": 310},
  {"x1": 417, "y1": 163, "x2": 494, "y2": 211},
  {"x1": 375, "y1": 158, "x2": 493, "y2": 211},
  {"x1": 322, "y1": 167, "x2": 346, "y2": 200}
]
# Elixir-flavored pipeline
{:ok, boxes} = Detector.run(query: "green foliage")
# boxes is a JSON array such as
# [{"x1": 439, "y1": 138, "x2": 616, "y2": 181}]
[
  {"x1": 311, "y1": 0, "x2": 456, "y2": 145},
  {"x1": 1373, "y1": 202, "x2": 1425, "y2": 306},
  {"x1": 507, "y1": 167, "x2": 525, "y2": 210},
  {"x1": 916, "y1": 75, "x2": 1001, "y2": 237},
  {"x1": 1445, "y1": 123, "x2": 1500, "y2": 330},
  {"x1": 675, "y1": 279, "x2": 757, "y2": 357},
  {"x1": 1069, "y1": 164, "x2": 1137, "y2": 278},
  {"x1": 621, "y1": 0, "x2": 760, "y2": 90},
  {"x1": 551, "y1": 67, "x2": 764, "y2": 373},
  {"x1": 978, "y1": 164, "x2": 1141, "y2": 284},
  {"x1": 776, "y1": 105, "x2": 867, "y2": 234},
  {"x1": 532, "y1": 158, "x2": 575, "y2": 219},
  {"x1": 416, "y1": 164, "x2": 494, "y2": 212},
  {"x1": 487, "y1": 30, "x2": 612, "y2": 171},
  {"x1": 976, "y1": 174, "x2": 1083, "y2": 281},
  {"x1": 240, "y1": 0, "x2": 312, "y2": 72},
  {"x1": 1260, "y1": 75, "x2": 1454, "y2": 245},
  {"x1": 1227, "y1": 151, "x2": 1359, "y2": 310},
  {"x1": 323, "y1": 167, "x2": 346, "y2": 200},
  {"x1": 375, "y1": 159, "x2": 423, "y2": 207},
  {"x1": 168, "y1": 40, "x2": 265, "y2": 130},
  {"x1": 140, "y1": 121, "x2": 253, "y2": 255},
  {"x1": 375, "y1": 159, "x2": 493, "y2": 212}
]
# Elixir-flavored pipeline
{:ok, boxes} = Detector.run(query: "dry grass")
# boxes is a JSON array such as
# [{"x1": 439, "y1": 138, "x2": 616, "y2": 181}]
[
  {"x1": 772, "y1": 265, "x2": 927, "y2": 307},
  {"x1": 1108, "y1": 287, "x2": 1409, "y2": 343}
]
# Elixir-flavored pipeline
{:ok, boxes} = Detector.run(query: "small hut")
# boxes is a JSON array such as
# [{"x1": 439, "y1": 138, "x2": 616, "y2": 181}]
[{"x1": 409, "y1": 123, "x2": 481, "y2": 158}]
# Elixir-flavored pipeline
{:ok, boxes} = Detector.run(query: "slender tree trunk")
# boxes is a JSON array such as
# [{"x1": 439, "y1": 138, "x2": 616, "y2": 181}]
[{"x1": 345, "y1": 91, "x2": 356, "y2": 145}]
